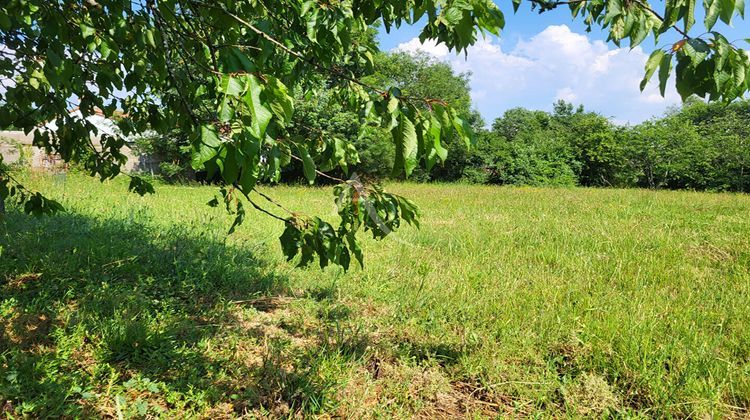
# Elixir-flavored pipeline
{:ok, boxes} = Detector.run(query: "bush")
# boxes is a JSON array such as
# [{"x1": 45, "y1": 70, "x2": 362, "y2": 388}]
[
  {"x1": 463, "y1": 106, "x2": 581, "y2": 187},
  {"x1": 131, "y1": 132, "x2": 194, "y2": 183},
  {"x1": 622, "y1": 100, "x2": 750, "y2": 192},
  {"x1": 455, "y1": 99, "x2": 750, "y2": 192}
]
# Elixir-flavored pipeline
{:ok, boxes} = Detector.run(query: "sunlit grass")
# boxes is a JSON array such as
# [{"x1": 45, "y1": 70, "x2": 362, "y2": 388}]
[{"x1": 1, "y1": 172, "x2": 749, "y2": 417}]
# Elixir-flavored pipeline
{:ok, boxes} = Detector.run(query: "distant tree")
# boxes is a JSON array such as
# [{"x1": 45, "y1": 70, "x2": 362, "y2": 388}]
[
  {"x1": 473, "y1": 107, "x2": 579, "y2": 186},
  {"x1": 281, "y1": 51, "x2": 478, "y2": 182},
  {"x1": 552, "y1": 103, "x2": 628, "y2": 187},
  {"x1": 364, "y1": 51, "x2": 479, "y2": 181},
  {"x1": 690, "y1": 102, "x2": 750, "y2": 191},
  {"x1": 365, "y1": 52, "x2": 473, "y2": 114},
  {"x1": 624, "y1": 100, "x2": 750, "y2": 191}
]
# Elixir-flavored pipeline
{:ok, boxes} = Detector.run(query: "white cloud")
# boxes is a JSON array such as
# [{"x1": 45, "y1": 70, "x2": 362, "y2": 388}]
[
  {"x1": 395, "y1": 25, "x2": 681, "y2": 124},
  {"x1": 555, "y1": 87, "x2": 578, "y2": 102},
  {"x1": 396, "y1": 38, "x2": 451, "y2": 59}
]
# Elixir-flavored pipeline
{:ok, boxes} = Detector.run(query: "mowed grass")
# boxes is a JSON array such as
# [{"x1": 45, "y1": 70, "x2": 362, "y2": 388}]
[{"x1": 1, "y1": 172, "x2": 750, "y2": 418}]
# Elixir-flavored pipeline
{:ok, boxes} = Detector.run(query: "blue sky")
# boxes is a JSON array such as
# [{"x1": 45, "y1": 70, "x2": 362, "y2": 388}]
[{"x1": 378, "y1": 2, "x2": 748, "y2": 124}]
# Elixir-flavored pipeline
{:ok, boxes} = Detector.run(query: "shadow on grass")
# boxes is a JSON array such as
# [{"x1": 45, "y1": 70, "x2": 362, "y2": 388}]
[{"x1": 0, "y1": 209, "x2": 370, "y2": 417}]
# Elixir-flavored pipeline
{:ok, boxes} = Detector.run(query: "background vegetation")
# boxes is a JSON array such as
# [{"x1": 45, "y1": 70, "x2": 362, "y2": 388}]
[{"x1": 138, "y1": 50, "x2": 750, "y2": 193}]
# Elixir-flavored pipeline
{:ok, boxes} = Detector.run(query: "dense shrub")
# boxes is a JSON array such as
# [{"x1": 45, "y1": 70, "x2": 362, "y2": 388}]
[
  {"x1": 132, "y1": 132, "x2": 194, "y2": 182},
  {"x1": 460, "y1": 99, "x2": 750, "y2": 192},
  {"x1": 617, "y1": 100, "x2": 750, "y2": 192}
]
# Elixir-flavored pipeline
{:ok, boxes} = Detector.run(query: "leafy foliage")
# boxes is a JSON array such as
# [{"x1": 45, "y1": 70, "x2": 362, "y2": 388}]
[
  {"x1": 526, "y1": 0, "x2": 750, "y2": 101},
  {"x1": 1, "y1": 0, "x2": 488, "y2": 268},
  {"x1": 277, "y1": 182, "x2": 418, "y2": 271},
  {"x1": 621, "y1": 100, "x2": 750, "y2": 191}
]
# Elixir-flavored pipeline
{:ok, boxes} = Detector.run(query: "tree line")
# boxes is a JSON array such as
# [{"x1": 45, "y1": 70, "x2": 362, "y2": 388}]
[
  {"x1": 462, "y1": 98, "x2": 750, "y2": 192},
  {"x1": 141, "y1": 51, "x2": 750, "y2": 193}
]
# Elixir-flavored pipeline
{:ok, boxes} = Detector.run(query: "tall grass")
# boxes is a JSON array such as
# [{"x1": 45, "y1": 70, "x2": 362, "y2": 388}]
[{"x1": 1, "y1": 173, "x2": 749, "y2": 417}]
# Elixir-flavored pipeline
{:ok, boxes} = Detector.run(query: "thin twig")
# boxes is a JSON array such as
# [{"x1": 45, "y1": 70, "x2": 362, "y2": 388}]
[
  {"x1": 631, "y1": 0, "x2": 691, "y2": 39},
  {"x1": 233, "y1": 185, "x2": 289, "y2": 222},
  {"x1": 252, "y1": 187, "x2": 295, "y2": 215},
  {"x1": 189, "y1": 1, "x2": 444, "y2": 106},
  {"x1": 289, "y1": 154, "x2": 348, "y2": 184}
]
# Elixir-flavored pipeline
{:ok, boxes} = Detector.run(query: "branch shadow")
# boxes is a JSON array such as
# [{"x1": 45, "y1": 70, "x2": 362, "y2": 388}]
[{"x1": 0, "y1": 209, "x2": 369, "y2": 417}]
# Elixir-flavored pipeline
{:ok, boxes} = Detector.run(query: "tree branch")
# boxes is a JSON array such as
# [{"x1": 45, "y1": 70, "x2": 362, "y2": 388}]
[{"x1": 234, "y1": 186, "x2": 289, "y2": 222}]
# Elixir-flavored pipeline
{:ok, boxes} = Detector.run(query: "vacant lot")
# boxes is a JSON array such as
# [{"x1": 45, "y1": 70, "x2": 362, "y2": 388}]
[{"x1": 1, "y1": 173, "x2": 749, "y2": 417}]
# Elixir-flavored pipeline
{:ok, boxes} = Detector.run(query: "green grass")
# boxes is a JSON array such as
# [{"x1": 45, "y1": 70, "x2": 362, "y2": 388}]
[{"x1": 1, "y1": 172, "x2": 749, "y2": 418}]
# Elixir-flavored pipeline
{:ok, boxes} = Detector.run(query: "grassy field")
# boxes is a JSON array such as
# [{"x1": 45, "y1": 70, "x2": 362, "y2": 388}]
[{"x1": 1, "y1": 173, "x2": 749, "y2": 418}]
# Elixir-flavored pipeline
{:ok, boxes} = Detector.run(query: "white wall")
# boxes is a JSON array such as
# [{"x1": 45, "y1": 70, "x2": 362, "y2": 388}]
[{"x1": 0, "y1": 122, "x2": 160, "y2": 173}]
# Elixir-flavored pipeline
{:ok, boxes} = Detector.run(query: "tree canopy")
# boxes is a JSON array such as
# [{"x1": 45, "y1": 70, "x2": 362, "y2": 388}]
[{"x1": 1, "y1": 0, "x2": 748, "y2": 269}]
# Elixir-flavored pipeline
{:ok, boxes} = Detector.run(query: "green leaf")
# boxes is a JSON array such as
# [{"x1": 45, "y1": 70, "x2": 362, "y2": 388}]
[
  {"x1": 397, "y1": 196, "x2": 420, "y2": 228},
  {"x1": 714, "y1": 33, "x2": 731, "y2": 69},
  {"x1": 223, "y1": 47, "x2": 256, "y2": 73},
  {"x1": 238, "y1": 133, "x2": 261, "y2": 193},
  {"x1": 266, "y1": 76, "x2": 294, "y2": 124},
  {"x1": 387, "y1": 96, "x2": 400, "y2": 114},
  {"x1": 301, "y1": 0, "x2": 316, "y2": 15},
  {"x1": 675, "y1": 56, "x2": 693, "y2": 99},
  {"x1": 238, "y1": 165, "x2": 258, "y2": 193},
  {"x1": 80, "y1": 23, "x2": 95, "y2": 39},
  {"x1": 218, "y1": 96, "x2": 234, "y2": 122},
  {"x1": 732, "y1": 55, "x2": 746, "y2": 87},
  {"x1": 720, "y1": 0, "x2": 736, "y2": 23},
  {"x1": 333, "y1": 137, "x2": 354, "y2": 174},
  {"x1": 280, "y1": 222, "x2": 303, "y2": 262},
  {"x1": 641, "y1": 49, "x2": 665, "y2": 91},
  {"x1": 705, "y1": 0, "x2": 721, "y2": 29},
  {"x1": 604, "y1": 0, "x2": 623, "y2": 23},
  {"x1": 0, "y1": 12, "x2": 10, "y2": 31},
  {"x1": 427, "y1": 114, "x2": 448, "y2": 169},
  {"x1": 451, "y1": 110, "x2": 473, "y2": 149},
  {"x1": 713, "y1": 67, "x2": 732, "y2": 91},
  {"x1": 220, "y1": 74, "x2": 246, "y2": 97},
  {"x1": 245, "y1": 75, "x2": 273, "y2": 140},
  {"x1": 22, "y1": 192, "x2": 64, "y2": 216},
  {"x1": 128, "y1": 176, "x2": 155, "y2": 196},
  {"x1": 298, "y1": 146, "x2": 316, "y2": 184},
  {"x1": 346, "y1": 233, "x2": 363, "y2": 268},
  {"x1": 99, "y1": 41, "x2": 112, "y2": 59},
  {"x1": 393, "y1": 114, "x2": 418, "y2": 177},
  {"x1": 434, "y1": 104, "x2": 452, "y2": 132},
  {"x1": 228, "y1": 201, "x2": 245, "y2": 234},
  {"x1": 658, "y1": 53, "x2": 673, "y2": 96},
  {"x1": 201, "y1": 124, "x2": 221, "y2": 147},
  {"x1": 684, "y1": 39, "x2": 711, "y2": 66},
  {"x1": 191, "y1": 125, "x2": 221, "y2": 169},
  {"x1": 221, "y1": 146, "x2": 240, "y2": 184},
  {"x1": 684, "y1": 0, "x2": 697, "y2": 32},
  {"x1": 145, "y1": 28, "x2": 157, "y2": 48},
  {"x1": 443, "y1": 7, "x2": 463, "y2": 27},
  {"x1": 630, "y1": 21, "x2": 649, "y2": 48},
  {"x1": 306, "y1": 8, "x2": 319, "y2": 42},
  {"x1": 737, "y1": 0, "x2": 746, "y2": 18},
  {"x1": 47, "y1": 47, "x2": 61, "y2": 67},
  {"x1": 402, "y1": 116, "x2": 419, "y2": 177}
]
